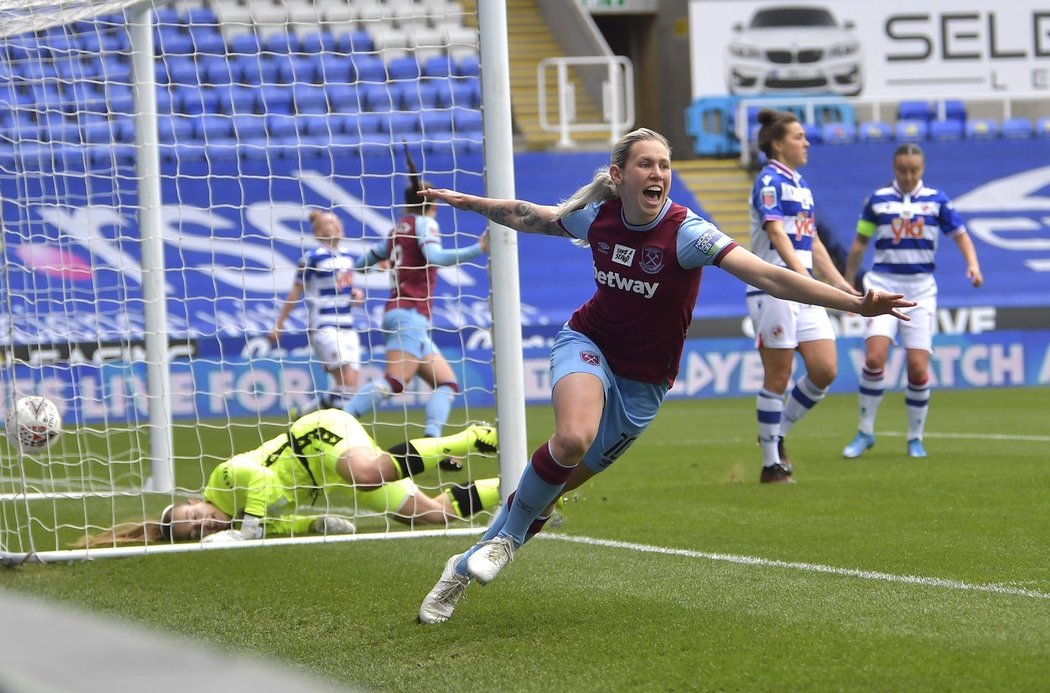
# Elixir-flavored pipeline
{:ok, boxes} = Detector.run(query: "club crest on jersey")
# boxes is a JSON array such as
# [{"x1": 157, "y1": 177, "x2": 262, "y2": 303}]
[
  {"x1": 640, "y1": 246, "x2": 664, "y2": 274},
  {"x1": 580, "y1": 350, "x2": 601, "y2": 366},
  {"x1": 760, "y1": 186, "x2": 777, "y2": 208},
  {"x1": 612, "y1": 244, "x2": 635, "y2": 266}
]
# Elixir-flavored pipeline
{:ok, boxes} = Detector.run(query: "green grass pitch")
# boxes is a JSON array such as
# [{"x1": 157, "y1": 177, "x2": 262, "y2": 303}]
[{"x1": 2, "y1": 386, "x2": 1047, "y2": 691}]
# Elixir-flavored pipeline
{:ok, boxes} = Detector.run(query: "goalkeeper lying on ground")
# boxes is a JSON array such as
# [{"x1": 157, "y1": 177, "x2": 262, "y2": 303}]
[{"x1": 76, "y1": 410, "x2": 499, "y2": 547}]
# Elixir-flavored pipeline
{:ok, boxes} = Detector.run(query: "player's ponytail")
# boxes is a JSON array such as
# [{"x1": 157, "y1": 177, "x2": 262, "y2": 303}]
[{"x1": 402, "y1": 141, "x2": 428, "y2": 214}]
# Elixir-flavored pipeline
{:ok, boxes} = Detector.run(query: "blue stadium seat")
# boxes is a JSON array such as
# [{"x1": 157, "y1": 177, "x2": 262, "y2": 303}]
[
  {"x1": 257, "y1": 85, "x2": 294, "y2": 114},
  {"x1": 423, "y1": 55, "x2": 454, "y2": 78},
  {"x1": 189, "y1": 29, "x2": 226, "y2": 57},
  {"x1": 195, "y1": 114, "x2": 234, "y2": 141},
  {"x1": 941, "y1": 99, "x2": 966, "y2": 122},
  {"x1": 291, "y1": 84, "x2": 330, "y2": 114},
  {"x1": 358, "y1": 112, "x2": 393, "y2": 135},
  {"x1": 394, "y1": 81, "x2": 440, "y2": 111},
  {"x1": 299, "y1": 113, "x2": 335, "y2": 137},
  {"x1": 802, "y1": 122, "x2": 822, "y2": 144},
  {"x1": 264, "y1": 31, "x2": 298, "y2": 55},
  {"x1": 389, "y1": 111, "x2": 422, "y2": 137},
  {"x1": 203, "y1": 58, "x2": 235, "y2": 86},
  {"x1": 858, "y1": 120, "x2": 892, "y2": 143},
  {"x1": 452, "y1": 107, "x2": 483, "y2": 133},
  {"x1": 930, "y1": 119, "x2": 964, "y2": 141},
  {"x1": 157, "y1": 114, "x2": 195, "y2": 143},
  {"x1": 180, "y1": 87, "x2": 223, "y2": 116},
  {"x1": 895, "y1": 119, "x2": 928, "y2": 142},
  {"x1": 80, "y1": 118, "x2": 119, "y2": 143},
  {"x1": 279, "y1": 55, "x2": 322, "y2": 85},
  {"x1": 183, "y1": 6, "x2": 218, "y2": 25},
  {"x1": 153, "y1": 6, "x2": 180, "y2": 25},
  {"x1": 456, "y1": 53, "x2": 480, "y2": 77},
  {"x1": 821, "y1": 121, "x2": 856, "y2": 144},
  {"x1": 299, "y1": 30, "x2": 336, "y2": 54},
  {"x1": 1001, "y1": 117, "x2": 1033, "y2": 139},
  {"x1": 351, "y1": 55, "x2": 386, "y2": 83},
  {"x1": 387, "y1": 56, "x2": 421, "y2": 81},
  {"x1": 229, "y1": 32, "x2": 262, "y2": 56},
  {"x1": 154, "y1": 88, "x2": 174, "y2": 113},
  {"x1": 233, "y1": 56, "x2": 281, "y2": 86},
  {"x1": 334, "y1": 30, "x2": 374, "y2": 53},
  {"x1": 358, "y1": 83, "x2": 394, "y2": 111},
  {"x1": 223, "y1": 85, "x2": 258, "y2": 115},
  {"x1": 325, "y1": 84, "x2": 361, "y2": 114},
  {"x1": 898, "y1": 100, "x2": 933, "y2": 122},
  {"x1": 331, "y1": 112, "x2": 362, "y2": 135},
  {"x1": 318, "y1": 55, "x2": 355, "y2": 85},
  {"x1": 265, "y1": 113, "x2": 298, "y2": 140},
  {"x1": 103, "y1": 85, "x2": 135, "y2": 115},
  {"x1": 155, "y1": 29, "x2": 194, "y2": 55},
  {"x1": 420, "y1": 110, "x2": 454, "y2": 134},
  {"x1": 450, "y1": 78, "x2": 481, "y2": 108},
  {"x1": 162, "y1": 56, "x2": 198, "y2": 86},
  {"x1": 965, "y1": 118, "x2": 999, "y2": 140}
]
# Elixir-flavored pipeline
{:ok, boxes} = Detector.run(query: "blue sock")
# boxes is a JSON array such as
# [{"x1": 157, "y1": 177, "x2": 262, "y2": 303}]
[
  {"x1": 344, "y1": 379, "x2": 389, "y2": 418},
  {"x1": 423, "y1": 384, "x2": 456, "y2": 437},
  {"x1": 500, "y1": 443, "x2": 572, "y2": 546}
]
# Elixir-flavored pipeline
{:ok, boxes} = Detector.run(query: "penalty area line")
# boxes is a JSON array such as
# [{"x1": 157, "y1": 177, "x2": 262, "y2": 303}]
[{"x1": 547, "y1": 534, "x2": 1050, "y2": 601}]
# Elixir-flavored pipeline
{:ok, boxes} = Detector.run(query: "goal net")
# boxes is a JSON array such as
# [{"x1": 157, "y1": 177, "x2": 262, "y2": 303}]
[{"x1": 0, "y1": 0, "x2": 520, "y2": 562}]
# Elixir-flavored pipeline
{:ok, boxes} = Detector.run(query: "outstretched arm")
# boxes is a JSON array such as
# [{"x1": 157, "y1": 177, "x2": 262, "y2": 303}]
[
  {"x1": 418, "y1": 188, "x2": 568, "y2": 237},
  {"x1": 720, "y1": 246, "x2": 915, "y2": 318}
]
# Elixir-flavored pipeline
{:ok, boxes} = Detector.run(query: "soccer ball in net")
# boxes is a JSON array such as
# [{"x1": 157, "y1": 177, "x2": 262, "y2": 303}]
[{"x1": 5, "y1": 396, "x2": 63, "y2": 453}]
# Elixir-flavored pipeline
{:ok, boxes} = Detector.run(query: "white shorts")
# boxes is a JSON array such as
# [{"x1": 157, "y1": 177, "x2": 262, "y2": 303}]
[
  {"x1": 309, "y1": 327, "x2": 361, "y2": 371},
  {"x1": 865, "y1": 296, "x2": 935, "y2": 352},
  {"x1": 746, "y1": 293, "x2": 835, "y2": 349}
]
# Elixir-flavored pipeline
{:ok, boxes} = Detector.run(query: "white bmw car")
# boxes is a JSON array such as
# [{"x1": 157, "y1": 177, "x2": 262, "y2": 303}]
[{"x1": 725, "y1": 5, "x2": 863, "y2": 96}]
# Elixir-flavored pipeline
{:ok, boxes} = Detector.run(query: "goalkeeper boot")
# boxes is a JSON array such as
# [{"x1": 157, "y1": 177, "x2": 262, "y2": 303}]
[
  {"x1": 418, "y1": 553, "x2": 470, "y2": 624},
  {"x1": 842, "y1": 431, "x2": 875, "y2": 459},
  {"x1": 907, "y1": 438, "x2": 927, "y2": 458},
  {"x1": 467, "y1": 423, "x2": 498, "y2": 453},
  {"x1": 466, "y1": 535, "x2": 516, "y2": 585}
]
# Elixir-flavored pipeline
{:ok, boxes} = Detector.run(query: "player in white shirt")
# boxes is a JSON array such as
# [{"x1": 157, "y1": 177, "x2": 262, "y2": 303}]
[
  {"x1": 270, "y1": 210, "x2": 364, "y2": 415},
  {"x1": 747, "y1": 109, "x2": 859, "y2": 484},
  {"x1": 841, "y1": 143, "x2": 983, "y2": 459}
]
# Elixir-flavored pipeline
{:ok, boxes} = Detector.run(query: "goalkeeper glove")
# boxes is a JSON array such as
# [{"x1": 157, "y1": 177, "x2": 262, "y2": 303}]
[{"x1": 310, "y1": 516, "x2": 356, "y2": 536}]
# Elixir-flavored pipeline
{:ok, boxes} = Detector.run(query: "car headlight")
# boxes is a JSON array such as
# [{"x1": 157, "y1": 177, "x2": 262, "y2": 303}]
[
  {"x1": 830, "y1": 42, "x2": 859, "y2": 57},
  {"x1": 728, "y1": 44, "x2": 761, "y2": 60}
]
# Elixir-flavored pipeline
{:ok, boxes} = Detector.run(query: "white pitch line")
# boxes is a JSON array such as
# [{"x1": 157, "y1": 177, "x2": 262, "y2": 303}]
[{"x1": 547, "y1": 534, "x2": 1050, "y2": 601}]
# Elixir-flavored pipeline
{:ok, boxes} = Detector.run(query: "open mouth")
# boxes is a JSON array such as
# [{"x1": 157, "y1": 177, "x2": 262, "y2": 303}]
[{"x1": 644, "y1": 186, "x2": 663, "y2": 202}]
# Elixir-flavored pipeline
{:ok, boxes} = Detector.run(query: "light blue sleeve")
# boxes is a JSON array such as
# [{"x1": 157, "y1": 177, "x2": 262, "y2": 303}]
[
  {"x1": 676, "y1": 211, "x2": 736, "y2": 269},
  {"x1": 557, "y1": 200, "x2": 602, "y2": 241},
  {"x1": 353, "y1": 239, "x2": 389, "y2": 270},
  {"x1": 415, "y1": 216, "x2": 484, "y2": 265}
]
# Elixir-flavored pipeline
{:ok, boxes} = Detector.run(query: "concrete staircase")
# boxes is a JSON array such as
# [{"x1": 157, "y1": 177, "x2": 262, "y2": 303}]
[
  {"x1": 465, "y1": 0, "x2": 610, "y2": 150},
  {"x1": 674, "y1": 159, "x2": 753, "y2": 247}
]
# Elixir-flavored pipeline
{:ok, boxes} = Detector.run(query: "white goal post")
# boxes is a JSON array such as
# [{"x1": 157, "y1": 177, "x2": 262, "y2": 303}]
[{"x1": 0, "y1": 0, "x2": 526, "y2": 562}]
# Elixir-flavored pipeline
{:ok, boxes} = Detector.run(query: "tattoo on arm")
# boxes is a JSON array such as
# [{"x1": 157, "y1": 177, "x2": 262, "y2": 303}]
[{"x1": 515, "y1": 202, "x2": 565, "y2": 236}]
